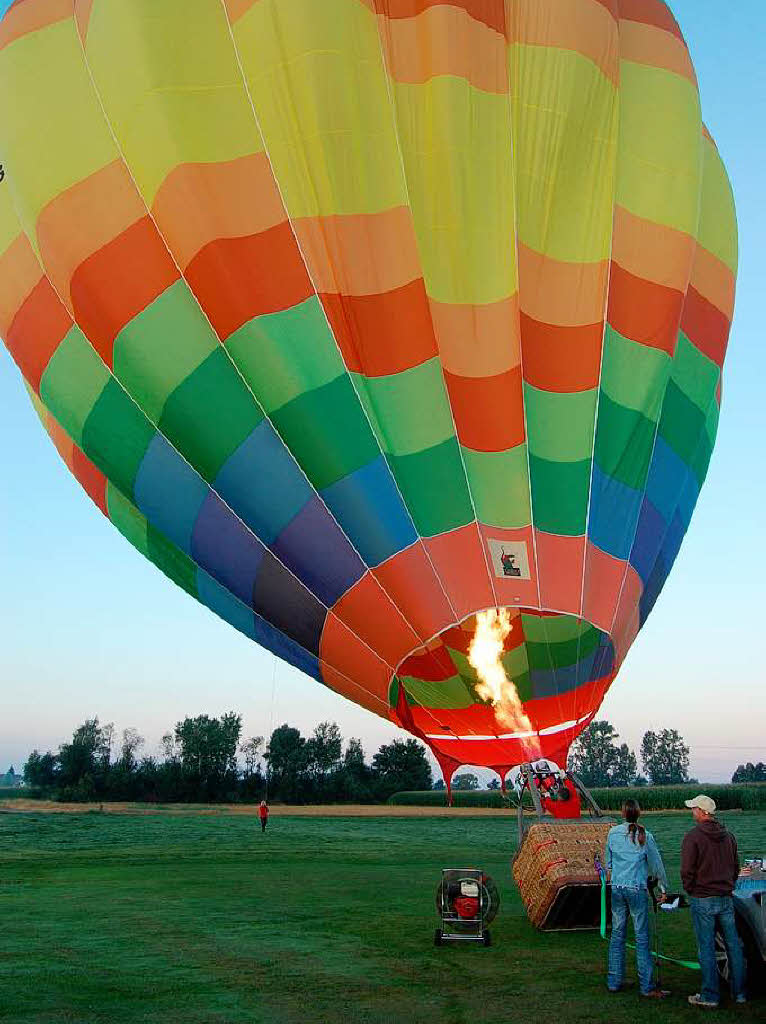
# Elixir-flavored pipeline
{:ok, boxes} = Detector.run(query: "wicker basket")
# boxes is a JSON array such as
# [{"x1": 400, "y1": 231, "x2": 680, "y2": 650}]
[{"x1": 513, "y1": 821, "x2": 612, "y2": 930}]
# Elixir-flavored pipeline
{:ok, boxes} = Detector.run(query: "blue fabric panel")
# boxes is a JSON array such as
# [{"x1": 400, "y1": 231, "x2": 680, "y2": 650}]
[
  {"x1": 191, "y1": 492, "x2": 264, "y2": 606},
  {"x1": 677, "y1": 470, "x2": 700, "y2": 530},
  {"x1": 213, "y1": 421, "x2": 312, "y2": 546},
  {"x1": 271, "y1": 494, "x2": 365, "y2": 606},
  {"x1": 587, "y1": 464, "x2": 643, "y2": 561},
  {"x1": 630, "y1": 497, "x2": 667, "y2": 585},
  {"x1": 134, "y1": 435, "x2": 207, "y2": 554},
  {"x1": 197, "y1": 571, "x2": 321, "y2": 681},
  {"x1": 321, "y1": 455, "x2": 417, "y2": 567},
  {"x1": 645, "y1": 437, "x2": 688, "y2": 524}
]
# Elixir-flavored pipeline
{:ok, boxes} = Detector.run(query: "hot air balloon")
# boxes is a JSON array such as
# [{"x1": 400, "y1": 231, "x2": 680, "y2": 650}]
[{"x1": 0, "y1": 0, "x2": 736, "y2": 789}]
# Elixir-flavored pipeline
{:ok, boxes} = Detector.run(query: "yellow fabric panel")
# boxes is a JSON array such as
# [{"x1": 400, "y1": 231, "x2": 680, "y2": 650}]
[
  {"x1": 392, "y1": 76, "x2": 517, "y2": 306},
  {"x1": 84, "y1": 0, "x2": 259, "y2": 204},
  {"x1": 616, "y1": 61, "x2": 702, "y2": 237},
  {"x1": 697, "y1": 136, "x2": 738, "y2": 275},
  {"x1": 231, "y1": 0, "x2": 405, "y2": 217},
  {"x1": 510, "y1": 44, "x2": 618, "y2": 263},
  {"x1": 0, "y1": 17, "x2": 114, "y2": 238},
  {"x1": 0, "y1": 174, "x2": 21, "y2": 255}
]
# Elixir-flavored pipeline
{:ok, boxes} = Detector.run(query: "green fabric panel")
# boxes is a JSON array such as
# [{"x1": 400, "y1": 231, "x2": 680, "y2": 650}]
[
  {"x1": 524, "y1": 384, "x2": 596, "y2": 462},
  {"x1": 226, "y1": 296, "x2": 344, "y2": 414},
  {"x1": 511, "y1": 670, "x2": 533, "y2": 704},
  {"x1": 461, "y1": 445, "x2": 531, "y2": 528},
  {"x1": 159, "y1": 348, "x2": 263, "y2": 482},
  {"x1": 113, "y1": 281, "x2": 217, "y2": 424},
  {"x1": 657, "y1": 380, "x2": 704, "y2": 466},
  {"x1": 82, "y1": 378, "x2": 155, "y2": 498},
  {"x1": 528, "y1": 455, "x2": 590, "y2": 535},
  {"x1": 594, "y1": 392, "x2": 656, "y2": 490},
  {"x1": 526, "y1": 625, "x2": 601, "y2": 671},
  {"x1": 671, "y1": 332, "x2": 720, "y2": 413},
  {"x1": 39, "y1": 327, "x2": 110, "y2": 446},
  {"x1": 270, "y1": 374, "x2": 379, "y2": 489},
  {"x1": 355, "y1": 358, "x2": 454, "y2": 457},
  {"x1": 690, "y1": 400, "x2": 719, "y2": 488},
  {"x1": 501, "y1": 644, "x2": 530, "y2": 679},
  {"x1": 106, "y1": 481, "x2": 149, "y2": 556},
  {"x1": 400, "y1": 674, "x2": 474, "y2": 709},
  {"x1": 146, "y1": 525, "x2": 198, "y2": 598},
  {"x1": 520, "y1": 613, "x2": 590, "y2": 644},
  {"x1": 600, "y1": 325, "x2": 669, "y2": 422},
  {"x1": 390, "y1": 438, "x2": 474, "y2": 537}
]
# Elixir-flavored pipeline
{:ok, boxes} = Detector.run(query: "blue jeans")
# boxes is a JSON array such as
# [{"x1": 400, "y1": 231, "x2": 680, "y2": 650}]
[
  {"x1": 608, "y1": 886, "x2": 654, "y2": 994},
  {"x1": 690, "y1": 895, "x2": 746, "y2": 1004}
]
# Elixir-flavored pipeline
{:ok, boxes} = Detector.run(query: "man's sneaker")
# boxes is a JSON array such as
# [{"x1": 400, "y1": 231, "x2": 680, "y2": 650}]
[
  {"x1": 642, "y1": 989, "x2": 671, "y2": 999},
  {"x1": 688, "y1": 994, "x2": 719, "y2": 1008}
]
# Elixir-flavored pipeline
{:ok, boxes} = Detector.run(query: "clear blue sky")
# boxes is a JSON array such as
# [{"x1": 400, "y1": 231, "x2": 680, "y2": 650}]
[{"x1": 1, "y1": 1, "x2": 764, "y2": 783}]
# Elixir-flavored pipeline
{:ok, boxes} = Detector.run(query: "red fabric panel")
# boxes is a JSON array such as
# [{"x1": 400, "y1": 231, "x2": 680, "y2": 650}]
[
  {"x1": 444, "y1": 366, "x2": 525, "y2": 451},
  {"x1": 680, "y1": 285, "x2": 730, "y2": 368},
  {"x1": 375, "y1": 0, "x2": 506, "y2": 36},
  {"x1": 607, "y1": 261, "x2": 682, "y2": 356},
  {"x1": 71, "y1": 446, "x2": 108, "y2": 515},
  {"x1": 618, "y1": 0, "x2": 684, "y2": 40},
  {"x1": 321, "y1": 279, "x2": 438, "y2": 376},
  {"x1": 185, "y1": 222, "x2": 313, "y2": 340},
  {"x1": 69, "y1": 217, "x2": 180, "y2": 367},
  {"x1": 520, "y1": 313, "x2": 603, "y2": 392},
  {"x1": 5, "y1": 277, "x2": 72, "y2": 392}
]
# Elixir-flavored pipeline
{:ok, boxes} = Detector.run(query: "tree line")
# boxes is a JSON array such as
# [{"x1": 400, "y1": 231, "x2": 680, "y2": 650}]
[
  {"x1": 22, "y1": 715, "x2": 433, "y2": 804},
  {"x1": 568, "y1": 720, "x2": 695, "y2": 787}
]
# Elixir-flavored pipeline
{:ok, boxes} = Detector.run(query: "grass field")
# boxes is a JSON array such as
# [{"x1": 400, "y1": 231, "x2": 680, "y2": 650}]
[{"x1": 1, "y1": 808, "x2": 763, "y2": 1024}]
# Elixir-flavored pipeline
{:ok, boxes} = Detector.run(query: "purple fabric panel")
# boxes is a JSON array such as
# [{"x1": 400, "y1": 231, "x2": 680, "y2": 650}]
[{"x1": 191, "y1": 493, "x2": 264, "y2": 606}]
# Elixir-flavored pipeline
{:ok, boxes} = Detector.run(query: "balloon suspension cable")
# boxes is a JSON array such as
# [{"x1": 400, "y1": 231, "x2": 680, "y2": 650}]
[{"x1": 264, "y1": 655, "x2": 278, "y2": 803}]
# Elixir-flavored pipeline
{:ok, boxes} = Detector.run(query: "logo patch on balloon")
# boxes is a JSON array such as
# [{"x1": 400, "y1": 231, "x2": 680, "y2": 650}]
[{"x1": 487, "y1": 540, "x2": 531, "y2": 580}]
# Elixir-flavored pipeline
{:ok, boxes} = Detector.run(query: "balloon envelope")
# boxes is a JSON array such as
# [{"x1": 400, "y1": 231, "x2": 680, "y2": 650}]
[{"x1": 0, "y1": 0, "x2": 736, "y2": 779}]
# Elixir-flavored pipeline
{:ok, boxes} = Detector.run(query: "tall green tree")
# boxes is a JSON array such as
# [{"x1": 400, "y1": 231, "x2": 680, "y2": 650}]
[
  {"x1": 23, "y1": 750, "x2": 57, "y2": 790},
  {"x1": 731, "y1": 762, "x2": 766, "y2": 783},
  {"x1": 640, "y1": 729, "x2": 690, "y2": 785},
  {"x1": 371, "y1": 739, "x2": 432, "y2": 799},
  {"x1": 174, "y1": 712, "x2": 242, "y2": 801},
  {"x1": 452, "y1": 773, "x2": 479, "y2": 791},
  {"x1": 569, "y1": 720, "x2": 639, "y2": 787},
  {"x1": 265, "y1": 724, "x2": 308, "y2": 802}
]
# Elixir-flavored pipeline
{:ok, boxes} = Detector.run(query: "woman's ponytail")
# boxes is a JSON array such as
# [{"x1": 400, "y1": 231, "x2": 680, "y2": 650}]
[{"x1": 623, "y1": 799, "x2": 646, "y2": 845}]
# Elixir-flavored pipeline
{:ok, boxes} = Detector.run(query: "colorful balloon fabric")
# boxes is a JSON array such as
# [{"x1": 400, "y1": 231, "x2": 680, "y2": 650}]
[{"x1": 0, "y1": 0, "x2": 737, "y2": 782}]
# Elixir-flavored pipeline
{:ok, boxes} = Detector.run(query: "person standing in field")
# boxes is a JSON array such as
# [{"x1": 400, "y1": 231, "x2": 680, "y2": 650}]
[
  {"x1": 258, "y1": 799, "x2": 269, "y2": 834},
  {"x1": 606, "y1": 799, "x2": 670, "y2": 998},
  {"x1": 681, "y1": 795, "x2": 747, "y2": 1008}
]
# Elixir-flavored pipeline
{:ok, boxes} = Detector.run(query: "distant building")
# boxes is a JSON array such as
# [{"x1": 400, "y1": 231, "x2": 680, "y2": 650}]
[{"x1": 0, "y1": 766, "x2": 24, "y2": 788}]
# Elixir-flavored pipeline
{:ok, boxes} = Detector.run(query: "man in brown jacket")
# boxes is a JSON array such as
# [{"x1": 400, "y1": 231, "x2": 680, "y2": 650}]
[{"x1": 681, "y1": 794, "x2": 746, "y2": 1007}]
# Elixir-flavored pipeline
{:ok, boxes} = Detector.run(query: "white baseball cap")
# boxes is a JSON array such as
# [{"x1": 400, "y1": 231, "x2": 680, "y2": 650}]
[{"x1": 685, "y1": 794, "x2": 716, "y2": 814}]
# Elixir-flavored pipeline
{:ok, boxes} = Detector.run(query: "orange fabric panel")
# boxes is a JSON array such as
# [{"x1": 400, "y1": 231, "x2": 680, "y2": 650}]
[
  {"x1": 535, "y1": 531, "x2": 585, "y2": 616},
  {"x1": 607, "y1": 261, "x2": 683, "y2": 356},
  {"x1": 519, "y1": 245, "x2": 608, "y2": 327},
  {"x1": 185, "y1": 223, "x2": 314, "y2": 340},
  {"x1": 380, "y1": 3, "x2": 507, "y2": 93},
  {"x1": 618, "y1": 17, "x2": 695, "y2": 82},
  {"x1": 319, "y1": 613, "x2": 393, "y2": 708},
  {"x1": 374, "y1": 543, "x2": 454, "y2": 642},
  {"x1": 74, "y1": 0, "x2": 95, "y2": 42},
  {"x1": 36, "y1": 160, "x2": 145, "y2": 303},
  {"x1": 618, "y1": 0, "x2": 684, "y2": 41},
  {"x1": 520, "y1": 313, "x2": 603, "y2": 392},
  {"x1": 515, "y1": 0, "x2": 619, "y2": 85},
  {"x1": 329, "y1": 571, "x2": 421, "y2": 669},
  {"x1": 69, "y1": 217, "x2": 180, "y2": 368},
  {"x1": 0, "y1": 0, "x2": 71, "y2": 50},
  {"x1": 444, "y1": 366, "x2": 525, "y2": 451},
  {"x1": 681, "y1": 285, "x2": 730, "y2": 368},
  {"x1": 582, "y1": 541, "x2": 625, "y2": 633},
  {"x1": 428, "y1": 295, "x2": 520, "y2": 378},
  {"x1": 293, "y1": 207, "x2": 421, "y2": 297},
  {"x1": 375, "y1": 0, "x2": 507, "y2": 37},
  {"x1": 478, "y1": 524, "x2": 540, "y2": 610},
  {"x1": 689, "y1": 245, "x2": 736, "y2": 321},
  {"x1": 6, "y1": 277, "x2": 72, "y2": 392},
  {"x1": 223, "y1": 0, "x2": 259, "y2": 22},
  {"x1": 46, "y1": 413, "x2": 75, "y2": 469},
  {"x1": 71, "y1": 446, "x2": 108, "y2": 515},
  {"x1": 0, "y1": 234, "x2": 41, "y2": 336},
  {"x1": 152, "y1": 155, "x2": 287, "y2": 271},
  {"x1": 321, "y1": 279, "x2": 438, "y2": 376},
  {"x1": 424, "y1": 525, "x2": 495, "y2": 622},
  {"x1": 611, "y1": 205, "x2": 695, "y2": 294},
  {"x1": 611, "y1": 565, "x2": 642, "y2": 665}
]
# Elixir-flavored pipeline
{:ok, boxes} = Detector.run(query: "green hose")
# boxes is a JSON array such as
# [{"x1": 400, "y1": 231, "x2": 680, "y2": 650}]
[{"x1": 599, "y1": 877, "x2": 700, "y2": 970}]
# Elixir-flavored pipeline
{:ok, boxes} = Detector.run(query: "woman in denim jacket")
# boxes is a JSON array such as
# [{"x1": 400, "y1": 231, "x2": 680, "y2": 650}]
[{"x1": 606, "y1": 800, "x2": 670, "y2": 998}]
